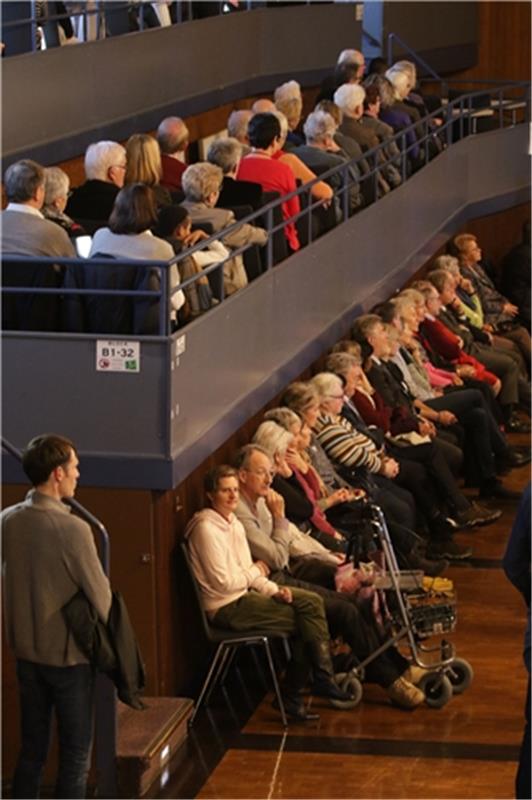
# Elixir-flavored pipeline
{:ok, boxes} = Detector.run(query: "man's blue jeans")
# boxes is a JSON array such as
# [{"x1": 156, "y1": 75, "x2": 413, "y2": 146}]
[{"x1": 12, "y1": 660, "x2": 95, "y2": 799}]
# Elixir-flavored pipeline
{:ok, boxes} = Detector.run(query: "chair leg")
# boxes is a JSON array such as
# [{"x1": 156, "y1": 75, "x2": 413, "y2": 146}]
[
  {"x1": 263, "y1": 638, "x2": 288, "y2": 728},
  {"x1": 189, "y1": 642, "x2": 227, "y2": 727},
  {"x1": 219, "y1": 646, "x2": 238, "y2": 686},
  {"x1": 205, "y1": 644, "x2": 233, "y2": 704}
]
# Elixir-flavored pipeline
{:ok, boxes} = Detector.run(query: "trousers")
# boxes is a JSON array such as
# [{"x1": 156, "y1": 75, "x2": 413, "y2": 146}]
[{"x1": 12, "y1": 660, "x2": 95, "y2": 800}]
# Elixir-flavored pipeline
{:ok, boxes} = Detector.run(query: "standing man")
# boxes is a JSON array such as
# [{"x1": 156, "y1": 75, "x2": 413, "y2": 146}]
[{"x1": 2, "y1": 434, "x2": 112, "y2": 799}]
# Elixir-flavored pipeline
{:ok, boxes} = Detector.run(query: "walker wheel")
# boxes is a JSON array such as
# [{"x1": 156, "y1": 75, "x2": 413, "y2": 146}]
[
  {"x1": 447, "y1": 657, "x2": 474, "y2": 694},
  {"x1": 419, "y1": 673, "x2": 453, "y2": 708},
  {"x1": 328, "y1": 673, "x2": 363, "y2": 709}
]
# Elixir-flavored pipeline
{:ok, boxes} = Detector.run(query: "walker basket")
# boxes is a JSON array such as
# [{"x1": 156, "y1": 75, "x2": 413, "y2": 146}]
[{"x1": 405, "y1": 591, "x2": 457, "y2": 638}]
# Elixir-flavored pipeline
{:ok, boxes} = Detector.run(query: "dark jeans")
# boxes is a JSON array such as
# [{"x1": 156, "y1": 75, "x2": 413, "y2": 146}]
[{"x1": 13, "y1": 660, "x2": 95, "y2": 799}]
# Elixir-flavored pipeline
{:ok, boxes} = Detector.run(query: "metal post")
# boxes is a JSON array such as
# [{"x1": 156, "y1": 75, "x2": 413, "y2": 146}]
[
  {"x1": 342, "y1": 163, "x2": 349, "y2": 222},
  {"x1": 266, "y1": 207, "x2": 273, "y2": 270},
  {"x1": 401, "y1": 133, "x2": 407, "y2": 183}
]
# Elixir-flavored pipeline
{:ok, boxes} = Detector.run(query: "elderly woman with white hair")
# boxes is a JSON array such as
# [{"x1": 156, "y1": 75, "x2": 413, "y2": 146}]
[
  {"x1": 334, "y1": 83, "x2": 392, "y2": 196},
  {"x1": 43, "y1": 166, "x2": 85, "y2": 237},
  {"x1": 253, "y1": 419, "x2": 347, "y2": 554},
  {"x1": 181, "y1": 161, "x2": 268, "y2": 296},
  {"x1": 274, "y1": 80, "x2": 304, "y2": 149}
]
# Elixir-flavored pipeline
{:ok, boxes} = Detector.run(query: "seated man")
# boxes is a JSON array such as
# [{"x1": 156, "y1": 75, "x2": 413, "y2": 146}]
[
  {"x1": 207, "y1": 137, "x2": 264, "y2": 211},
  {"x1": 181, "y1": 162, "x2": 268, "y2": 296},
  {"x1": 156, "y1": 116, "x2": 190, "y2": 194},
  {"x1": 185, "y1": 464, "x2": 352, "y2": 720},
  {"x1": 66, "y1": 140, "x2": 126, "y2": 223},
  {"x1": 454, "y1": 233, "x2": 531, "y2": 368},
  {"x1": 500, "y1": 222, "x2": 531, "y2": 331},
  {"x1": 227, "y1": 109, "x2": 253, "y2": 150},
  {"x1": 2, "y1": 159, "x2": 75, "y2": 331},
  {"x1": 234, "y1": 444, "x2": 427, "y2": 709},
  {"x1": 2, "y1": 160, "x2": 75, "y2": 259},
  {"x1": 293, "y1": 110, "x2": 362, "y2": 216}
]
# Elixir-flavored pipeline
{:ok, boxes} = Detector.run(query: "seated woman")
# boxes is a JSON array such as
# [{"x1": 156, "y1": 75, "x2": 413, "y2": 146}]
[
  {"x1": 125, "y1": 133, "x2": 173, "y2": 208},
  {"x1": 181, "y1": 162, "x2": 268, "y2": 296},
  {"x1": 366, "y1": 74, "x2": 420, "y2": 166},
  {"x1": 310, "y1": 370, "x2": 472, "y2": 563},
  {"x1": 237, "y1": 113, "x2": 300, "y2": 252},
  {"x1": 43, "y1": 166, "x2": 85, "y2": 238},
  {"x1": 273, "y1": 79, "x2": 304, "y2": 149},
  {"x1": 153, "y1": 204, "x2": 224, "y2": 319},
  {"x1": 252, "y1": 419, "x2": 347, "y2": 556},
  {"x1": 87, "y1": 183, "x2": 185, "y2": 331}
]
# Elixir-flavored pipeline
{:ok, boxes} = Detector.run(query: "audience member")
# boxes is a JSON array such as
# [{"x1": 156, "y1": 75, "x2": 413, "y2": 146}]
[
  {"x1": 182, "y1": 162, "x2": 268, "y2": 295},
  {"x1": 125, "y1": 133, "x2": 172, "y2": 207},
  {"x1": 226, "y1": 109, "x2": 253, "y2": 149},
  {"x1": 237, "y1": 113, "x2": 300, "y2": 252},
  {"x1": 66, "y1": 140, "x2": 127, "y2": 223},
  {"x1": 156, "y1": 116, "x2": 190, "y2": 193},
  {"x1": 274, "y1": 80, "x2": 304, "y2": 149},
  {"x1": 42, "y1": 167, "x2": 85, "y2": 238},
  {"x1": 2, "y1": 160, "x2": 75, "y2": 258},
  {"x1": 251, "y1": 98, "x2": 276, "y2": 114},
  {"x1": 207, "y1": 137, "x2": 264, "y2": 211},
  {"x1": 500, "y1": 222, "x2": 531, "y2": 331}
]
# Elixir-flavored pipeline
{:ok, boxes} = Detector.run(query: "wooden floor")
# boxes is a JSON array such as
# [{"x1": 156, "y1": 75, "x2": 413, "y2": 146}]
[{"x1": 160, "y1": 435, "x2": 530, "y2": 800}]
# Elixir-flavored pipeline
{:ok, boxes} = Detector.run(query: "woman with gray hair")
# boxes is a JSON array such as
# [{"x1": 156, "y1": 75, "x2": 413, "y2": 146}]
[
  {"x1": 274, "y1": 80, "x2": 304, "y2": 148},
  {"x1": 207, "y1": 137, "x2": 263, "y2": 211},
  {"x1": 43, "y1": 166, "x2": 85, "y2": 237},
  {"x1": 181, "y1": 161, "x2": 267, "y2": 296}
]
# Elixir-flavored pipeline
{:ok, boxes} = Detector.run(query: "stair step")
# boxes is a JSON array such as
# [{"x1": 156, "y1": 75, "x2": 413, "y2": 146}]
[{"x1": 116, "y1": 696, "x2": 194, "y2": 797}]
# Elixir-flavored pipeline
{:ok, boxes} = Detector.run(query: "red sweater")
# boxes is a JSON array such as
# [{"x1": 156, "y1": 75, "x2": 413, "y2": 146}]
[
  {"x1": 237, "y1": 154, "x2": 300, "y2": 251},
  {"x1": 419, "y1": 316, "x2": 498, "y2": 387}
]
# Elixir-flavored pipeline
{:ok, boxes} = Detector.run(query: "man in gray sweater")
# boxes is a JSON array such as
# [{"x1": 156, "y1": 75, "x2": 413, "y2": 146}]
[{"x1": 2, "y1": 434, "x2": 111, "y2": 799}]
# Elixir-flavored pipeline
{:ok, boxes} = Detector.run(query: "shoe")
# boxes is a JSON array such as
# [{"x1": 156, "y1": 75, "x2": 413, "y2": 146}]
[
  {"x1": 479, "y1": 479, "x2": 522, "y2": 502},
  {"x1": 387, "y1": 676, "x2": 425, "y2": 709},
  {"x1": 308, "y1": 641, "x2": 356, "y2": 703},
  {"x1": 407, "y1": 549, "x2": 450, "y2": 577},
  {"x1": 427, "y1": 539, "x2": 473, "y2": 561},
  {"x1": 272, "y1": 694, "x2": 320, "y2": 722},
  {"x1": 496, "y1": 448, "x2": 532, "y2": 474},
  {"x1": 455, "y1": 502, "x2": 502, "y2": 527},
  {"x1": 402, "y1": 665, "x2": 430, "y2": 685},
  {"x1": 505, "y1": 415, "x2": 531, "y2": 434}
]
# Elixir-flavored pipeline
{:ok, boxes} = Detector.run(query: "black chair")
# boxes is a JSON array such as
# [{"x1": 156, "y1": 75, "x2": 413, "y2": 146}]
[
  {"x1": 2, "y1": 257, "x2": 63, "y2": 332},
  {"x1": 180, "y1": 542, "x2": 290, "y2": 728}
]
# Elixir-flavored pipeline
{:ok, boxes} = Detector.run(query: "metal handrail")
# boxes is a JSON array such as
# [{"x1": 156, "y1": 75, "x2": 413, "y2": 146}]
[
  {"x1": 1, "y1": 436, "x2": 117, "y2": 798},
  {"x1": 2, "y1": 80, "x2": 529, "y2": 339}
]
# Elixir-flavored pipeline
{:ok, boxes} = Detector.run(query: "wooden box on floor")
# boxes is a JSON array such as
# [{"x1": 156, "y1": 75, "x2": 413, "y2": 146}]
[{"x1": 116, "y1": 697, "x2": 194, "y2": 798}]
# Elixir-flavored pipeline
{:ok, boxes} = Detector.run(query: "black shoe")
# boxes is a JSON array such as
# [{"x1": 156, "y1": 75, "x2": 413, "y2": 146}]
[
  {"x1": 505, "y1": 415, "x2": 531, "y2": 434},
  {"x1": 307, "y1": 641, "x2": 356, "y2": 703},
  {"x1": 496, "y1": 448, "x2": 532, "y2": 473},
  {"x1": 407, "y1": 549, "x2": 450, "y2": 577},
  {"x1": 479, "y1": 478, "x2": 522, "y2": 502},
  {"x1": 272, "y1": 694, "x2": 320, "y2": 722},
  {"x1": 427, "y1": 539, "x2": 473, "y2": 561}
]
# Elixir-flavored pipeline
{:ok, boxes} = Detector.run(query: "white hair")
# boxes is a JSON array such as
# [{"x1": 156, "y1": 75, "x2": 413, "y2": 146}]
[
  {"x1": 263, "y1": 407, "x2": 301, "y2": 431},
  {"x1": 337, "y1": 48, "x2": 364, "y2": 67},
  {"x1": 252, "y1": 421, "x2": 293, "y2": 459},
  {"x1": 207, "y1": 137, "x2": 243, "y2": 175},
  {"x1": 84, "y1": 141, "x2": 126, "y2": 181},
  {"x1": 311, "y1": 372, "x2": 344, "y2": 399},
  {"x1": 391, "y1": 60, "x2": 417, "y2": 85},
  {"x1": 385, "y1": 68, "x2": 411, "y2": 101},
  {"x1": 227, "y1": 109, "x2": 253, "y2": 143},
  {"x1": 274, "y1": 80, "x2": 302, "y2": 103},
  {"x1": 274, "y1": 80, "x2": 303, "y2": 130},
  {"x1": 43, "y1": 166, "x2": 70, "y2": 207},
  {"x1": 432, "y1": 254, "x2": 460, "y2": 275},
  {"x1": 333, "y1": 83, "x2": 366, "y2": 115},
  {"x1": 182, "y1": 162, "x2": 223, "y2": 202},
  {"x1": 303, "y1": 110, "x2": 337, "y2": 144}
]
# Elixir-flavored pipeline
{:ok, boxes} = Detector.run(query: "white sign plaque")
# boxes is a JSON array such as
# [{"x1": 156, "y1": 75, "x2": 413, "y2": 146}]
[{"x1": 96, "y1": 340, "x2": 140, "y2": 373}]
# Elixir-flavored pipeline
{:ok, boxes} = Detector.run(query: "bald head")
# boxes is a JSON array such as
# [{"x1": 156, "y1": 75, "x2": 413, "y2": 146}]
[
  {"x1": 156, "y1": 116, "x2": 189, "y2": 156},
  {"x1": 252, "y1": 98, "x2": 276, "y2": 114}
]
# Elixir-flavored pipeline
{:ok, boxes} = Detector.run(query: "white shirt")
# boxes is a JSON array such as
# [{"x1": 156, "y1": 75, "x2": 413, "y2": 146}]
[{"x1": 6, "y1": 202, "x2": 44, "y2": 218}]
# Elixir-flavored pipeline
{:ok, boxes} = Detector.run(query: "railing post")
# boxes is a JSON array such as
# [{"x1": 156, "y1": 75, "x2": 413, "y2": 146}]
[
  {"x1": 342, "y1": 163, "x2": 349, "y2": 222},
  {"x1": 307, "y1": 186, "x2": 312, "y2": 245},
  {"x1": 160, "y1": 262, "x2": 169, "y2": 336},
  {"x1": 446, "y1": 103, "x2": 453, "y2": 149},
  {"x1": 401, "y1": 133, "x2": 407, "y2": 183},
  {"x1": 499, "y1": 87, "x2": 504, "y2": 128},
  {"x1": 266, "y1": 207, "x2": 273, "y2": 270}
]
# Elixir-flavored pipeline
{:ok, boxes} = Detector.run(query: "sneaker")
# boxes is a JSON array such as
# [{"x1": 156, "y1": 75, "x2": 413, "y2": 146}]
[
  {"x1": 427, "y1": 539, "x2": 473, "y2": 561},
  {"x1": 402, "y1": 665, "x2": 430, "y2": 685},
  {"x1": 455, "y1": 502, "x2": 502, "y2": 528},
  {"x1": 388, "y1": 676, "x2": 425, "y2": 709}
]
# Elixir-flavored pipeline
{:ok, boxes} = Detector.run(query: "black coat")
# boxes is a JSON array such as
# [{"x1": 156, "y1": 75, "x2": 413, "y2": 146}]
[
  {"x1": 66, "y1": 180, "x2": 120, "y2": 224},
  {"x1": 63, "y1": 590, "x2": 146, "y2": 709}
]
